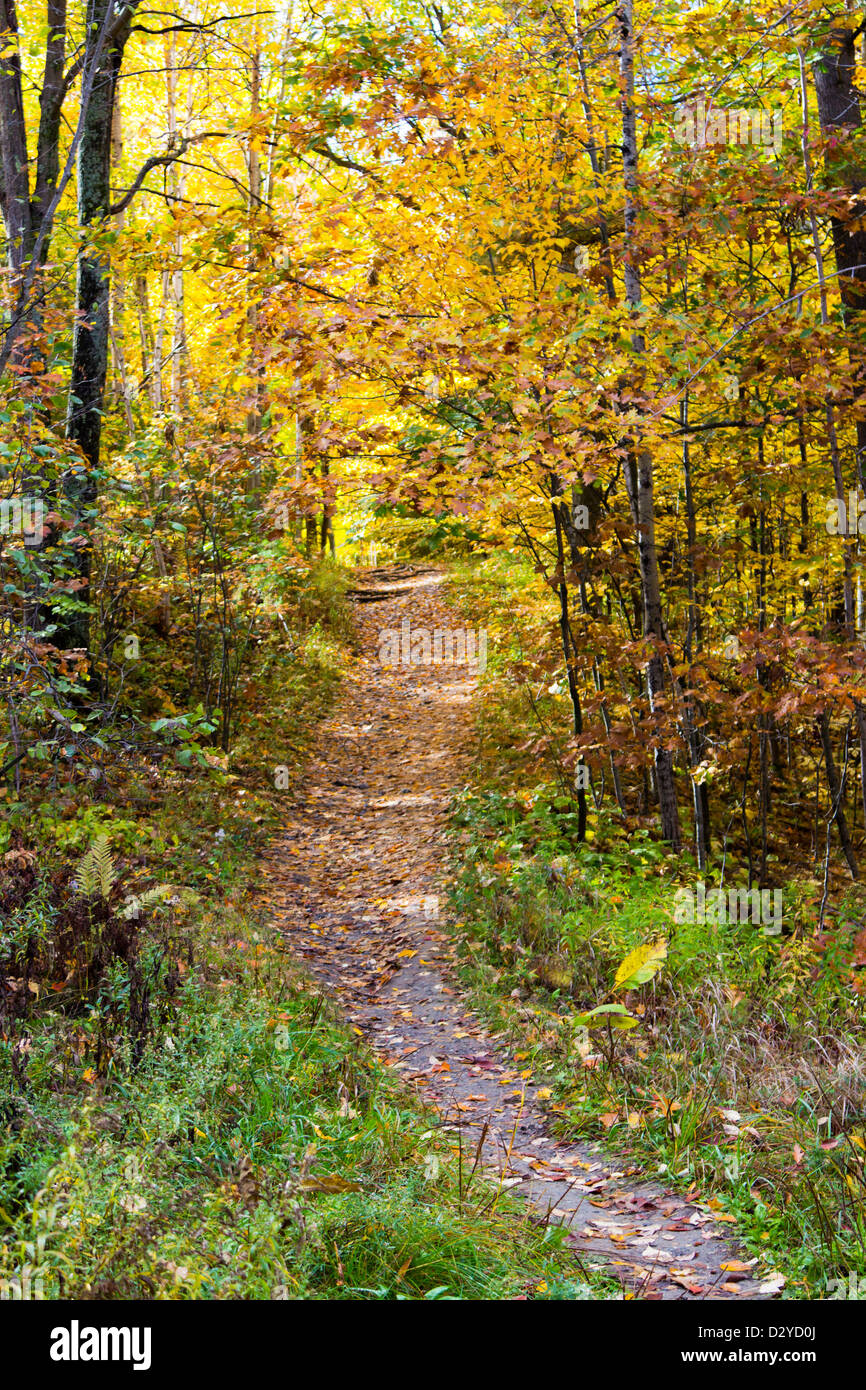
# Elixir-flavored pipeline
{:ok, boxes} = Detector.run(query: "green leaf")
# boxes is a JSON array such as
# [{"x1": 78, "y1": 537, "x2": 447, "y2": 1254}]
[{"x1": 575, "y1": 1003, "x2": 639, "y2": 1031}]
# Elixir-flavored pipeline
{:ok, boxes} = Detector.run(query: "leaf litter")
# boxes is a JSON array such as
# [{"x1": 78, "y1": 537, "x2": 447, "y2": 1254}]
[{"x1": 266, "y1": 569, "x2": 773, "y2": 1301}]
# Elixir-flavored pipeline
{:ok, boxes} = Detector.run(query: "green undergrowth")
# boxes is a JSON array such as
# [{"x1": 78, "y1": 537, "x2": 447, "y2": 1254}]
[
  {"x1": 0, "y1": 562, "x2": 605, "y2": 1301},
  {"x1": 445, "y1": 777, "x2": 866, "y2": 1302},
  {"x1": 1, "y1": 884, "x2": 594, "y2": 1299},
  {"x1": 442, "y1": 555, "x2": 866, "y2": 1300}
]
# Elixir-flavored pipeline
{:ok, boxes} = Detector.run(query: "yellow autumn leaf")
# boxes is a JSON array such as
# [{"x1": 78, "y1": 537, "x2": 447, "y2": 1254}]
[{"x1": 613, "y1": 938, "x2": 668, "y2": 992}]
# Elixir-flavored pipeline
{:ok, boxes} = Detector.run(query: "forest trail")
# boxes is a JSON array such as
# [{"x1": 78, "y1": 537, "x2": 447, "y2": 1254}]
[{"x1": 267, "y1": 569, "x2": 769, "y2": 1300}]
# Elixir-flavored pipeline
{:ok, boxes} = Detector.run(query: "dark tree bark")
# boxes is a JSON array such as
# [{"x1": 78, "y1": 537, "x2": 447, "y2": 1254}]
[
  {"x1": 812, "y1": 21, "x2": 866, "y2": 316},
  {"x1": 812, "y1": 17, "x2": 866, "y2": 864},
  {"x1": 818, "y1": 712, "x2": 859, "y2": 879},
  {"x1": 812, "y1": 18, "x2": 866, "y2": 507},
  {"x1": 681, "y1": 397, "x2": 711, "y2": 866},
  {"x1": 32, "y1": 0, "x2": 67, "y2": 235},
  {"x1": 60, "y1": 0, "x2": 136, "y2": 657},
  {"x1": 617, "y1": 0, "x2": 681, "y2": 849},
  {"x1": 0, "y1": 0, "x2": 34, "y2": 274}
]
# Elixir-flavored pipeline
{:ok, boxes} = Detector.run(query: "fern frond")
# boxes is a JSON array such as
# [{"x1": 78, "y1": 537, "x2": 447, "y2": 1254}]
[
  {"x1": 74, "y1": 851, "x2": 98, "y2": 898},
  {"x1": 120, "y1": 885, "x2": 173, "y2": 920},
  {"x1": 94, "y1": 837, "x2": 116, "y2": 898},
  {"x1": 74, "y1": 835, "x2": 117, "y2": 901}
]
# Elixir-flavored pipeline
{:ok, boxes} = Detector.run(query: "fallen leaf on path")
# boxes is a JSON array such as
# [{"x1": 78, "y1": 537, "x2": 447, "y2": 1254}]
[{"x1": 757, "y1": 1272, "x2": 786, "y2": 1295}]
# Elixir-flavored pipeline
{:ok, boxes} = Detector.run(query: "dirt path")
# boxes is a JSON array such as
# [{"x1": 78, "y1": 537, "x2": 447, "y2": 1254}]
[{"x1": 268, "y1": 569, "x2": 770, "y2": 1300}]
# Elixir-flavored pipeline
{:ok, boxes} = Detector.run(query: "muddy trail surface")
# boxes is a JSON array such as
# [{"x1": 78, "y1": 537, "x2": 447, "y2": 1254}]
[{"x1": 268, "y1": 566, "x2": 770, "y2": 1300}]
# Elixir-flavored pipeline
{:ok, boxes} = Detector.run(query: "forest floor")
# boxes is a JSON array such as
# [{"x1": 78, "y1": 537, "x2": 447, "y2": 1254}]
[{"x1": 267, "y1": 567, "x2": 773, "y2": 1300}]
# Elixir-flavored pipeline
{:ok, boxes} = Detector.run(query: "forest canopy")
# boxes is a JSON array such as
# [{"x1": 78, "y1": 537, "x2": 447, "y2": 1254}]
[{"x1": 4, "y1": 0, "x2": 866, "y2": 874}]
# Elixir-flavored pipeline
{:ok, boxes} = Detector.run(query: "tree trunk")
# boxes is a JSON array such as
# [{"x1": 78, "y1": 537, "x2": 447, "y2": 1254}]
[
  {"x1": 818, "y1": 712, "x2": 859, "y2": 879},
  {"x1": 618, "y1": 0, "x2": 680, "y2": 848},
  {"x1": 62, "y1": 0, "x2": 129, "y2": 658},
  {"x1": 552, "y1": 494, "x2": 588, "y2": 837},
  {"x1": 681, "y1": 396, "x2": 710, "y2": 865},
  {"x1": 245, "y1": 35, "x2": 264, "y2": 500},
  {"x1": 810, "y1": 22, "x2": 866, "y2": 861},
  {"x1": 164, "y1": 31, "x2": 188, "y2": 417}
]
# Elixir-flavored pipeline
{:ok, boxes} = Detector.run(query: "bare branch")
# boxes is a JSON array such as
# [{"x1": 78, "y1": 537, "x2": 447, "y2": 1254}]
[
  {"x1": 108, "y1": 130, "x2": 230, "y2": 216},
  {"x1": 131, "y1": 11, "x2": 268, "y2": 34},
  {"x1": 310, "y1": 142, "x2": 420, "y2": 211}
]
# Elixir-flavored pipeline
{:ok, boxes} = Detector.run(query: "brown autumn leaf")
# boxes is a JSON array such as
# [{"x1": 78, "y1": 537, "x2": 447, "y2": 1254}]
[{"x1": 298, "y1": 1174, "x2": 364, "y2": 1195}]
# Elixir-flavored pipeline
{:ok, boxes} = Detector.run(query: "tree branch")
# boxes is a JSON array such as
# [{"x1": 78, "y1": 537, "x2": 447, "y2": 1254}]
[{"x1": 108, "y1": 130, "x2": 229, "y2": 215}]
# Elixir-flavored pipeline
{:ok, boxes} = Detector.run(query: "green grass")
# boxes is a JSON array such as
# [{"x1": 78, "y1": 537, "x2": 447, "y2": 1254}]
[
  {"x1": 444, "y1": 783, "x2": 866, "y2": 1300},
  {"x1": 1, "y1": 886, "x2": 590, "y2": 1299},
  {"x1": 438, "y1": 553, "x2": 866, "y2": 1300},
  {"x1": 0, "y1": 563, "x2": 607, "y2": 1302}
]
